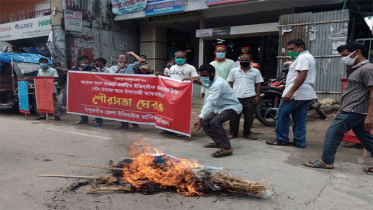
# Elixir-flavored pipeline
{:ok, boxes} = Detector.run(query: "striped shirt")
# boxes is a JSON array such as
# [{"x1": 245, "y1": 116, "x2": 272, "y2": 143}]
[{"x1": 340, "y1": 60, "x2": 373, "y2": 114}]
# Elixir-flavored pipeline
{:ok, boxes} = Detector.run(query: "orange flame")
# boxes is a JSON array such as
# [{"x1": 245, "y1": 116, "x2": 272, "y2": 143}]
[{"x1": 121, "y1": 142, "x2": 203, "y2": 196}]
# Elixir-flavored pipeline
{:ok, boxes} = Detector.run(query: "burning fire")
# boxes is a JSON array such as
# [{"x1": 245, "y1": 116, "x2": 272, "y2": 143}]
[{"x1": 120, "y1": 142, "x2": 203, "y2": 196}]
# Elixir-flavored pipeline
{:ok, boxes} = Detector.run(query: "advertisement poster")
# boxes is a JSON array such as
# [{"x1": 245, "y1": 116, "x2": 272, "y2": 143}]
[
  {"x1": 67, "y1": 72, "x2": 193, "y2": 136},
  {"x1": 206, "y1": 0, "x2": 251, "y2": 6},
  {"x1": 111, "y1": 0, "x2": 148, "y2": 15},
  {"x1": 34, "y1": 76, "x2": 55, "y2": 114},
  {"x1": 0, "y1": 16, "x2": 52, "y2": 41},
  {"x1": 145, "y1": 0, "x2": 183, "y2": 16},
  {"x1": 64, "y1": 10, "x2": 83, "y2": 32}
]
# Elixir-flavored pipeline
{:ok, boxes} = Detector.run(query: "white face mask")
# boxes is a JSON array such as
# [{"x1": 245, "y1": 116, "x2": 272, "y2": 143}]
[{"x1": 341, "y1": 51, "x2": 358, "y2": 66}]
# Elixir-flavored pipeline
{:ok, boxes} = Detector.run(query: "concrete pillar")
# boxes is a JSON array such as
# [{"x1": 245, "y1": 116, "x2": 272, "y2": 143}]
[
  {"x1": 140, "y1": 20, "x2": 167, "y2": 73},
  {"x1": 50, "y1": 0, "x2": 66, "y2": 66}
]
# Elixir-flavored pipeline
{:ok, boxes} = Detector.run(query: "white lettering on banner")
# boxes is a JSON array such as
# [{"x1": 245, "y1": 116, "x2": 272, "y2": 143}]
[
  {"x1": 105, "y1": 110, "x2": 117, "y2": 116},
  {"x1": 85, "y1": 107, "x2": 104, "y2": 114}
]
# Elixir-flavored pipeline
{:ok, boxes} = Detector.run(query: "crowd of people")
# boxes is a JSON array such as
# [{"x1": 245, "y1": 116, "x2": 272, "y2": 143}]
[{"x1": 33, "y1": 39, "x2": 372, "y2": 173}]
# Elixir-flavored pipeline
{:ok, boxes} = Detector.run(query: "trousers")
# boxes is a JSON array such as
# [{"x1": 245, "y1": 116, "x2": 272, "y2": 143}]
[{"x1": 229, "y1": 96, "x2": 256, "y2": 136}]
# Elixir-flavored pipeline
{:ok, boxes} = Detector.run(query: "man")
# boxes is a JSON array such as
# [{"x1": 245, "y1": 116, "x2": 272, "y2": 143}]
[
  {"x1": 72, "y1": 55, "x2": 96, "y2": 72},
  {"x1": 266, "y1": 39, "x2": 317, "y2": 148},
  {"x1": 110, "y1": 52, "x2": 142, "y2": 74},
  {"x1": 73, "y1": 55, "x2": 102, "y2": 126},
  {"x1": 185, "y1": 43, "x2": 195, "y2": 65},
  {"x1": 167, "y1": 42, "x2": 178, "y2": 60},
  {"x1": 111, "y1": 52, "x2": 143, "y2": 130},
  {"x1": 156, "y1": 51, "x2": 198, "y2": 81},
  {"x1": 201, "y1": 45, "x2": 236, "y2": 104},
  {"x1": 35, "y1": 58, "x2": 61, "y2": 121},
  {"x1": 193, "y1": 64, "x2": 242, "y2": 157},
  {"x1": 53, "y1": 62, "x2": 67, "y2": 109},
  {"x1": 227, "y1": 53, "x2": 263, "y2": 140},
  {"x1": 303, "y1": 42, "x2": 373, "y2": 172},
  {"x1": 136, "y1": 55, "x2": 154, "y2": 74},
  {"x1": 94, "y1": 58, "x2": 110, "y2": 73}
]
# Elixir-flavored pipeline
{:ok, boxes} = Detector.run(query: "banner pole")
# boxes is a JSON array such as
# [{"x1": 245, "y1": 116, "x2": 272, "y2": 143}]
[
  {"x1": 46, "y1": 113, "x2": 49, "y2": 122},
  {"x1": 24, "y1": 113, "x2": 27, "y2": 120}
]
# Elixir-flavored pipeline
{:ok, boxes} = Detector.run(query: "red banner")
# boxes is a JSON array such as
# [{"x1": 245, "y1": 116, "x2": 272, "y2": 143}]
[
  {"x1": 34, "y1": 76, "x2": 55, "y2": 114},
  {"x1": 67, "y1": 72, "x2": 193, "y2": 136}
]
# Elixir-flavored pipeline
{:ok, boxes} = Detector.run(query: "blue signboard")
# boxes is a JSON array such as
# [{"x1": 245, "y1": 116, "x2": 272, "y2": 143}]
[
  {"x1": 145, "y1": 0, "x2": 183, "y2": 16},
  {"x1": 111, "y1": 0, "x2": 148, "y2": 15},
  {"x1": 17, "y1": 80, "x2": 30, "y2": 114}
]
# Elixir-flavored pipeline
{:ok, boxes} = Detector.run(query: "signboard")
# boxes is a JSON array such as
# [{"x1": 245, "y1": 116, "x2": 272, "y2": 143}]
[
  {"x1": 0, "y1": 16, "x2": 51, "y2": 41},
  {"x1": 206, "y1": 0, "x2": 253, "y2": 6},
  {"x1": 34, "y1": 76, "x2": 55, "y2": 114},
  {"x1": 64, "y1": 10, "x2": 83, "y2": 32},
  {"x1": 212, "y1": 27, "x2": 231, "y2": 36},
  {"x1": 196, "y1": 29, "x2": 213, "y2": 38},
  {"x1": 145, "y1": 0, "x2": 183, "y2": 16},
  {"x1": 147, "y1": 11, "x2": 200, "y2": 23},
  {"x1": 67, "y1": 72, "x2": 193, "y2": 136},
  {"x1": 111, "y1": 0, "x2": 148, "y2": 15},
  {"x1": 196, "y1": 27, "x2": 233, "y2": 38}
]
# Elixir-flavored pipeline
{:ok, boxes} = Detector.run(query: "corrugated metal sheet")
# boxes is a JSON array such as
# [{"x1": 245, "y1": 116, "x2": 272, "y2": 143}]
[{"x1": 279, "y1": 10, "x2": 349, "y2": 101}]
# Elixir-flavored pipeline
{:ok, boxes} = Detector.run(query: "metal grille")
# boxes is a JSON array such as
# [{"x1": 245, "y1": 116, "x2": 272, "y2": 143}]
[{"x1": 0, "y1": 0, "x2": 50, "y2": 24}]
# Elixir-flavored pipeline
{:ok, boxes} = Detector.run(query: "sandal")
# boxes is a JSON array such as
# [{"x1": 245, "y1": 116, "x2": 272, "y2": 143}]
[
  {"x1": 266, "y1": 140, "x2": 290, "y2": 146},
  {"x1": 131, "y1": 126, "x2": 140, "y2": 131},
  {"x1": 302, "y1": 160, "x2": 334, "y2": 169},
  {"x1": 343, "y1": 143, "x2": 363, "y2": 148},
  {"x1": 211, "y1": 148, "x2": 233, "y2": 157},
  {"x1": 363, "y1": 167, "x2": 373, "y2": 174},
  {"x1": 243, "y1": 135, "x2": 257, "y2": 140},
  {"x1": 203, "y1": 143, "x2": 222, "y2": 148}
]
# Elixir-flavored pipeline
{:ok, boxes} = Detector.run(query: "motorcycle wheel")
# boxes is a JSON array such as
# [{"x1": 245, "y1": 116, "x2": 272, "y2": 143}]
[
  {"x1": 315, "y1": 106, "x2": 327, "y2": 119},
  {"x1": 255, "y1": 99, "x2": 277, "y2": 126}
]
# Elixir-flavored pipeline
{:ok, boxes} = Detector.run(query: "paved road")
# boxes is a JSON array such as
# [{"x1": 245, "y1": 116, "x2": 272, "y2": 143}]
[{"x1": 0, "y1": 103, "x2": 372, "y2": 210}]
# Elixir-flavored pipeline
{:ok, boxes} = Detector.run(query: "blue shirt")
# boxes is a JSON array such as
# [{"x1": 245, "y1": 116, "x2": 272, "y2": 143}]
[
  {"x1": 199, "y1": 76, "x2": 242, "y2": 119},
  {"x1": 110, "y1": 62, "x2": 141, "y2": 74}
]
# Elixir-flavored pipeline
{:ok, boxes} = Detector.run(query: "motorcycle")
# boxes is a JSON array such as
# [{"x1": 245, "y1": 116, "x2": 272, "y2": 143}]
[{"x1": 254, "y1": 62, "x2": 327, "y2": 126}]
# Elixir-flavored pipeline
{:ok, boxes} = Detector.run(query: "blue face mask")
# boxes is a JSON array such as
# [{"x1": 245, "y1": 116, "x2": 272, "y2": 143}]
[
  {"x1": 216, "y1": 52, "x2": 226, "y2": 60},
  {"x1": 81, "y1": 63, "x2": 88, "y2": 68},
  {"x1": 200, "y1": 77, "x2": 211, "y2": 84},
  {"x1": 169, "y1": 62, "x2": 174, "y2": 66},
  {"x1": 175, "y1": 58, "x2": 186, "y2": 65},
  {"x1": 40, "y1": 63, "x2": 49, "y2": 68}
]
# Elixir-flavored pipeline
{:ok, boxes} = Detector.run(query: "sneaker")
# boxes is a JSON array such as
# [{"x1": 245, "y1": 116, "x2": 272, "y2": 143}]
[
  {"x1": 92, "y1": 123, "x2": 102, "y2": 127},
  {"x1": 74, "y1": 121, "x2": 88, "y2": 124}
]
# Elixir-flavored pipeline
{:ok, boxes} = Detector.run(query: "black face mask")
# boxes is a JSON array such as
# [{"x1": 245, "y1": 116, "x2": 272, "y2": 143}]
[{"x1": 240, "y1": 62, "x2": 251, "y2": 67}]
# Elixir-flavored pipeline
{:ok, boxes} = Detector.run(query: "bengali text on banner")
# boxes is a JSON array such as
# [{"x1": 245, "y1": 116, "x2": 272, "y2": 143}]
[
  {"x1": 34, "y1": 76, "x2": 55, "y2": 114},
  {"x1": 67, "y1": 72, "x2": 193, "y2": 136}
]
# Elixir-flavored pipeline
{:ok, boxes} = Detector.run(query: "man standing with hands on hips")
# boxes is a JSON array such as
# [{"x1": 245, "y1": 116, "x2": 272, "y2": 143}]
[{"x1": 266, "y1": 39, "x2": 317, "y2": 148}]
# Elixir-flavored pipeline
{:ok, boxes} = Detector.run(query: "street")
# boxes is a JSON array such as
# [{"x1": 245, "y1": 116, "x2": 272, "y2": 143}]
[{"x1": 0, "y1": 97, "x2": 372, "y2": 210}]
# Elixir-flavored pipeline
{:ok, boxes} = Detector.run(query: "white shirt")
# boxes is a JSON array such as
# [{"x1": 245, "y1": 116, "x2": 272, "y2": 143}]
[
  {"x1": 227, "y1": 67, "x2": 263, "y2": 98},
  {"x1": 199, "y1": 76, "x2": 242, "y2": 119},
  {"x1": 283, "y1": 50, "x2": 317, "y2": 100},
  {"x1": 164, "y1": 67, "x2": 170, "y2": 76},
  {"x1": 99, "y1": 66, "x2": 111, "y2": 73},
  {"x1": 169, "y1": 63, "x2": 198, "y2": 80}
]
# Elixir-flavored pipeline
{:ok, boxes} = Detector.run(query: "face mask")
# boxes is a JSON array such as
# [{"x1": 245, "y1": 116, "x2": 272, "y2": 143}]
[
  {"x1": 142, "y1": 59, "x2": 146, "y2": 63},
  {"x1": 288, "y1": 48, "x2": 301, "y2": 58},
  {"x1": 81, "y1": 63, "x2": 88, "y2": 68},
  {"x1": 216, "y1": 52, "x2": 226, "y2": 60},
  {"x1": 40, "y1": 63, "x2": 48, "y2": 68},
  {"x1": 200, "y1": 77, "x2": 211, "y2": 84},
  {"x1": 169, "y1": 62, "x2": 174, "y2": 66},
  {"x1": 238, "y1": 57, "x2": 240, "y2": 60},
  {"x1": 175, "y1": 58, "x2": 186, "y2": 65},
  {"x1": 341, "y1": 51, "x2": 358, "y2": 66},
  {"x1": 240, "y1": 62, "x2": 251, "y2": 67}
]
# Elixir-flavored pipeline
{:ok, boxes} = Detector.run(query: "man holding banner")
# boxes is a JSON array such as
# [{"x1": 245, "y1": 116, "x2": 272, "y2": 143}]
[{"x1": 35, "y1": 58, "x2": 61, "y2": 121}]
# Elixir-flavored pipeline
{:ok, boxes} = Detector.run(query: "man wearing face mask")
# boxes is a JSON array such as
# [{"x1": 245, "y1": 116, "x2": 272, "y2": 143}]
[
  {"x1": 35, "y1": 58, "x2": 61, "y2": 121},
  {"x1": 303, "y1": 42, "x2": 373, "y2": 171},
  {"x1": 201, "y1": 45, "x2": 236, "y2": 105},
  {"x1": 155, "y1": 51, "x2": 198, "y2": 81},
  {"x1": 72, "y1": 55, "x2": 96, "y2": 72},
  {"x1": 227, "y1": 53, "x2": 263, "y2": 140},
  {"x1": 193, "y1": 64, "x2": 242, "y2": 157},
  {"x1": 266, "y1": 39, "x2": 316, "y2": 148}
]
